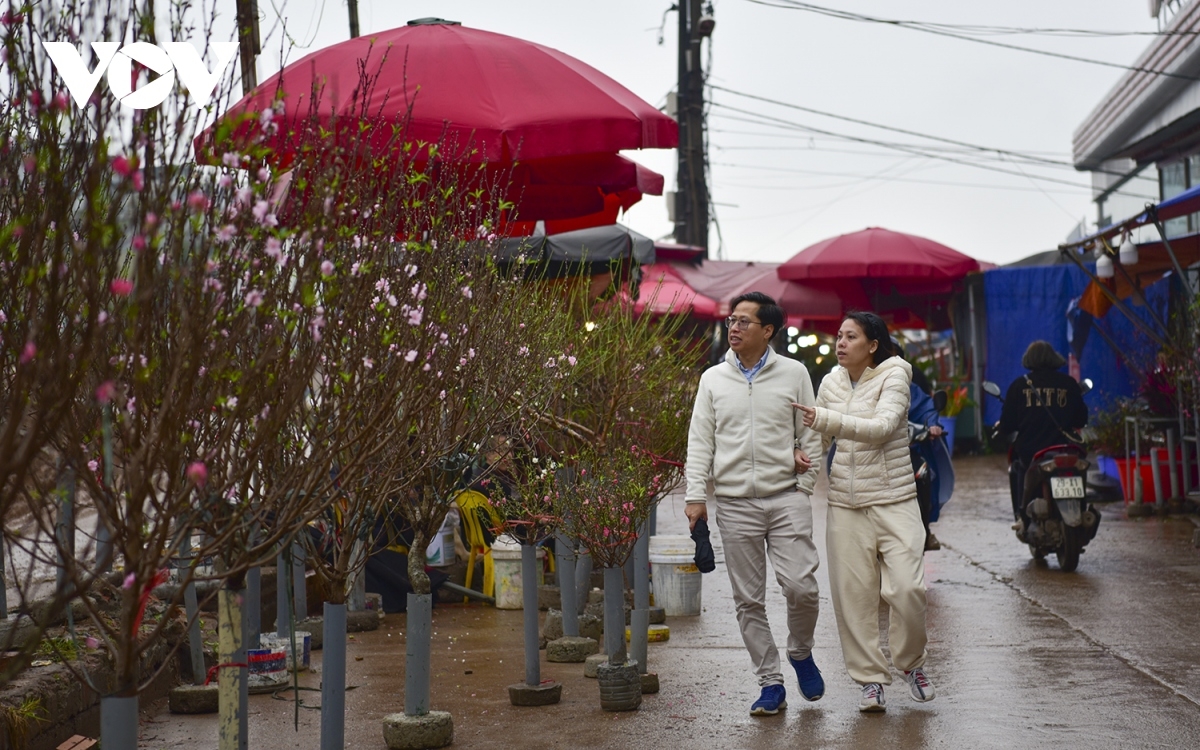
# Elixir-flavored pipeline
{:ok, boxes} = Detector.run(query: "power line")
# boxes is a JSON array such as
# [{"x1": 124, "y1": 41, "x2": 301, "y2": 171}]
[
  {"x1": 710, "y1": 160, "x2": 1133, "y2": 196},
  {"x1": 708, "y1": 130, "x2": 1111, "y2": 171},
  {"x1": 742, "y1": 0, "x2": 1200, "y2": 82},
  {"x1": 713, "y1": 140, "x2": 1073, "y2": 157},
  {"x1": 712, "y1": 84, "x2": 1072, "y2": 167},
  {"x1": 1002, "y1": 154, "x2": 1096, "y2": 222},
  {"x1": 711, "y1": 109, "x2": 1075, "y2": 171},
  {"x1": 709, "y1": 128, "x2": 1075, "y2": 156},
  {"x1": 709, "y1": 101, "x2": 1117, "y2": 190},
  {"x1": 710, "y1": 85, "x2": 1156, "y2": 181},
  {"x1": 715, "y1": 173, "x2": 1101, "y2": 196},
  {"x1": 747, "y1": 1, "x2": 1197, "y2": 37}
]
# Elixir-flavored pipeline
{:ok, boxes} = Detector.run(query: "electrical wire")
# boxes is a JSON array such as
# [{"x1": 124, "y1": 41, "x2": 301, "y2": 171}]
[
  {"x1": 758, "y1": 156, "x2": 931, "y2": 246},
  {"x1": 709, "y1": 111, "x2": 1138, "y2": 178},
  {"x1": 709, "y1": 101, "x2": 1112, "y2": 190},
  {"x1": 710, "y1": 85, "x2": 1157, "y2": 181},
  {"x1": 710, "y1": 161, "x2": 1118, "y2": 195},
  {"x1": 718, "y1": 178, "x2": 1094, "y2": 195},
  {"x1": 742, "y1": 0, "x2": 1200, "y2": 82},
  {"x1": 715, "y1": 142, "x2": 1071, "y2": 156},
  {"x1": 1002, "y1": 153, "x2": 1097, "y2": 221},
  {"x1": 710, "y1": 132, "x2": 1098, "y2": 167},
  {"x1": 747, "y1": 0, "x2": 1196, "y2": 37},
  {"x1": 267, "y1": 0, "x2": 327, "y2": 50}
]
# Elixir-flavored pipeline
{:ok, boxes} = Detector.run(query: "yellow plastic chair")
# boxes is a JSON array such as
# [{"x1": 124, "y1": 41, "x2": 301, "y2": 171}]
[{"x1": 456, "y1": 490, "x2": 503, "y2": 603}]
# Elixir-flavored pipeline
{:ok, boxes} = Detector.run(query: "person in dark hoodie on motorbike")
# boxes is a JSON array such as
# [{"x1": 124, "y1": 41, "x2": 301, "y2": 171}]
[{"x1": 998, "y1": 341, "x2": 1089, "y2": 526}]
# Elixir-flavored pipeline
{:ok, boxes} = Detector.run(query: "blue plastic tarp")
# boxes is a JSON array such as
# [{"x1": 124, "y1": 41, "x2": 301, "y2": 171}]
[{"x1": 981, "y1": 264, "x2": 1169, "y2": 425}]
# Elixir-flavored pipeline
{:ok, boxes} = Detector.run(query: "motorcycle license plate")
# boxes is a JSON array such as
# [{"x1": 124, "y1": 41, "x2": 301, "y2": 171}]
[{"x1": 1050, "y1": 476, "x2": 1084, "y2": 499}]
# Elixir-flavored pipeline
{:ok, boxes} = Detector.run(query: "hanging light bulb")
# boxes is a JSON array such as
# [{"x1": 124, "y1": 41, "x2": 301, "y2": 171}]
[
  {"x1": 1088, "y1": 241, "x2": 1102, "y2": 259},
  {"x1": 1119, "y1": 235, "x2": 1139, "y2": 265},
  {"x1": 1096, "y1": 253, "x2": 1114, "y2": 279}
]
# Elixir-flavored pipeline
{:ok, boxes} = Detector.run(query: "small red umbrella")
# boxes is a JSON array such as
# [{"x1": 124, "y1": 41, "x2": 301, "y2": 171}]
[
  {"x1": 195, "y1": 19, "x2": 676, "y2": 165},
  {"x1": 776, "y1": 227, "x2": 982, "y2": 328},
  {"x1": 670, "y1": 260, "x2": 848, "y2": 321},
  {"x1": 777, "y1": 227, "x2": 981, "y2": 285},
  {"x1": 631, "y1": 264, "x2": 721, "y2": 319}
]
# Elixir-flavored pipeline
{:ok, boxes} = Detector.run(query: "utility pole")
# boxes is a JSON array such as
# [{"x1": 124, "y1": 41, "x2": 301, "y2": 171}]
[
  {"x1": 675, "y1": 1, "x2": 713, "y2": 256},
  {"x1": 235, "y1": 0, "x2": 261, "y2": 92},
  {"x1": 348, "y1": 0, "x2": 361, "y2": 38}
]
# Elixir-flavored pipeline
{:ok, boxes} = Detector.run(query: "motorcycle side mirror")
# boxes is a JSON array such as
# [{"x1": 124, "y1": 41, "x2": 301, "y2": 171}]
[
  {"x1": 981, "y1": 381, "x2": 1002, "y2": 398},
  {"x1": 1080, "y1": 378, "x2": 1093, "y2": 395},
  {"x1": 932, "y1": 389, "x2": 948, "y2": 413}
]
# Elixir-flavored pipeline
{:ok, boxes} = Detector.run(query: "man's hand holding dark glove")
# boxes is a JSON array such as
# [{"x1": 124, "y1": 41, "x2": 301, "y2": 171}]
[{"x1": 691, "y1": 517, "x2": 716, "y2": 574}]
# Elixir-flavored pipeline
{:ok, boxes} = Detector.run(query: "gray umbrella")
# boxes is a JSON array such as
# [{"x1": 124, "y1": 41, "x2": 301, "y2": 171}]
[{"x1": 496, "y1": 222, "x2": 656, "y2": 265}]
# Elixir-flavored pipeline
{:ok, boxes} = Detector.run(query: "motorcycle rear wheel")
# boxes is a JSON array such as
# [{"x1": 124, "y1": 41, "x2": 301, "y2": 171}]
[{"x1": 1056, "y1": 527, "x2": 1083, "y2": 572}]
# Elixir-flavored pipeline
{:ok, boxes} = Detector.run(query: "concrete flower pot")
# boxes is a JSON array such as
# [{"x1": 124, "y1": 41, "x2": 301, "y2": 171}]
[{"x1": 596, "y1": 660, "x2": 642, "y2": 712}]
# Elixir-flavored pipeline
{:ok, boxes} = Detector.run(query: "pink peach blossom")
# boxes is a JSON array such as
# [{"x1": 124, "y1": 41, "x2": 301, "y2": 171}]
[
  {"x1": 186, "y1": 461, "x2": 208, "y2": 487},
  {"x1": 95, "y1": 381, "x2": 115, "y2": 403},
  {"x1": 111, "y1": 155, "x2": 132, "y2": 177},
  {"x1": 186, "y1": 191, "x2": 209, "y2": 212}
]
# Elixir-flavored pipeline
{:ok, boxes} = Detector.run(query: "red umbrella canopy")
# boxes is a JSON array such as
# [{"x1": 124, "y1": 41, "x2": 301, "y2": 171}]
[
  {"x1": 671, "y1": 261, "x2": 847, "y2": 321},
  {"x1": 777, "y1": 227, "x2": 981, "y2": 283},
  {"x1": 195, "y1": 18, "x2": 677, "y2": 165},
  {"x1": 631, "y1": 264, "x2": 722, "y2": 319}
]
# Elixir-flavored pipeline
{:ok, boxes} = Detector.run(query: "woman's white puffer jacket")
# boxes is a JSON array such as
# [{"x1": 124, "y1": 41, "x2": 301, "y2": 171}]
[{"x1": 811, "y1": 356, "x2": 916, "y2": 509}]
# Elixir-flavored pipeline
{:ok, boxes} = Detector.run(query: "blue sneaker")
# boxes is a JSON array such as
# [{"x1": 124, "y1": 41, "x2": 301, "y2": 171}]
[
  {"x1": 789, "y1": 654, "x2": 825, "y2": 701},
  {"x1": 749, "y1": 684, "x2": 787, "y2": 716}
]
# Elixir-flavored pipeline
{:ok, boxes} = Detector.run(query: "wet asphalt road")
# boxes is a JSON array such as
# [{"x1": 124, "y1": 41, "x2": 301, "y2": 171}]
[{"x1": 139, "y1": 455, "x2": 1200, "y2": 749}]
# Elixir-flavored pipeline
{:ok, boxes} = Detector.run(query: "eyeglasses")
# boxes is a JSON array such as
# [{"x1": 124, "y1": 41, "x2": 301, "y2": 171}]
[{"x1": 725, "y1": 316, "x2": 762, "y2": 331}]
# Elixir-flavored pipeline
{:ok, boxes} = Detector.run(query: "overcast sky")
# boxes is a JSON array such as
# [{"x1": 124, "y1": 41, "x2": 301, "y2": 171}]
[{"x1": 224, "y1": 0, "x2": 1167, "y2": 266}]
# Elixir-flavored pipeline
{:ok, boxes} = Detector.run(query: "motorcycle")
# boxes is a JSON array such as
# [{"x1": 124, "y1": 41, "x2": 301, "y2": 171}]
[{"x1": 982, "y1": 380, "x2": 1101, "y2": 572}]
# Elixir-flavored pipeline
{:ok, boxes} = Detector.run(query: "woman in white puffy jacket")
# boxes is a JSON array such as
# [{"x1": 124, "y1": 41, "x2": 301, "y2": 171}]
[{"x1": 793, "y1": 311, "x2": 934, "y2": 713}]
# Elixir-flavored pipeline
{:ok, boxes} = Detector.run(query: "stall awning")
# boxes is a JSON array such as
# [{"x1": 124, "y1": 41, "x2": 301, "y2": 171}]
[
  {"x1": 1063, "y1": 182, "x2": 1200, "y2": 251},
  {"x1": 1059, "y1": 186, "x2": 1198, "y2": 351}
]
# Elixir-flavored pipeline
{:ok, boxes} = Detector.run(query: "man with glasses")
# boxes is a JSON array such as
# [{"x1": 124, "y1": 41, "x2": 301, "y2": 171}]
[{"x1": 684, "y1": 291, "x2": 825, "y2": 716}]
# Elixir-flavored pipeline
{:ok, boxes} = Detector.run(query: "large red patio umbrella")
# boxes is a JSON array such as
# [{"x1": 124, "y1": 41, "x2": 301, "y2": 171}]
[
  {"x1": 777, "y1": 227, "x2": 981, "y2": 288},
  {"x1": 196, "y1": 19, "x2": 676, "y2": 164},
  {"x1": 265, "y1": 154, "x2": 662, "y2": 230},
  {"x1": 196, "y1": 19, "x2": 675, "y2": 223}
]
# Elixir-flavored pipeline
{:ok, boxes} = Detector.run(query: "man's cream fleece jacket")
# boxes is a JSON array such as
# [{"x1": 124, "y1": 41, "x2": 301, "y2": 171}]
[{"x1": 685, "y1": 348, "x2": 822, "y2": 503}]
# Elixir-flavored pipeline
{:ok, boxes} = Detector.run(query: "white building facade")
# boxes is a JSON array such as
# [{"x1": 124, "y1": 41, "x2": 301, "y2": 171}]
[{"x1": 1074, "y1": 0, "x2": 1200, "y2": 237}]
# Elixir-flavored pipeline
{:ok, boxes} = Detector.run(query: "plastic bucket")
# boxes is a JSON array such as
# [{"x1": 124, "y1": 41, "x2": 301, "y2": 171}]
[
  {"x1": 490, "y1": 535, "x2": 544, "y2": 610},
  {"x1": 425, "y1": 509, "x2": 458, "y2": 567},
  {"x1": 260, "y1": 631, "x2": 311, "y2": 672},
  {"x1": 649, "y1": 535, "x2": 702, "y2": 616},
  {"x1": 246, "y1": 645, "x2": 288, "y2": 692}
]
